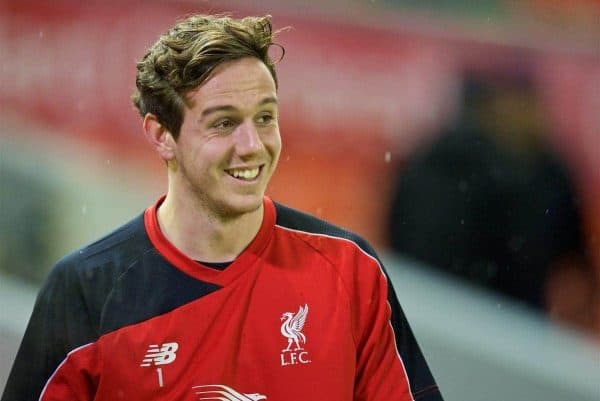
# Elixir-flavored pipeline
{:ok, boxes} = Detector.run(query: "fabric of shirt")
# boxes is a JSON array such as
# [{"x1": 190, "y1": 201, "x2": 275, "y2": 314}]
[{"x1": 2, "y1": 197, "x2": 443, "y2": 401}]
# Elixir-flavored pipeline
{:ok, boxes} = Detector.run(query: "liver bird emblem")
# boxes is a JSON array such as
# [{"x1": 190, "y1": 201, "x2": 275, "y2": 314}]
[{"x1": 280, "y1": 304, "x2": 309, "y2": 352}]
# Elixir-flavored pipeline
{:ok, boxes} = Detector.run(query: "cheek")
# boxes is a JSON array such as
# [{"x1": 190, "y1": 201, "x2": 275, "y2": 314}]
[
  {"x1": 177, "y1": 137, "x2": 213, "y2": 162},
  {"x1": 265, "y1": 130, "x2": 282, "y2": 156}
]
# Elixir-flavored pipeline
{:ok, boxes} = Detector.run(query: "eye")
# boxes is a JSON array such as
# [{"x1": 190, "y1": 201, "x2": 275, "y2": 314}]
[
  {"x1": 213, "y1": 119, "x2": 235, "y2": 130},
  {"x1": 256, "y1": 112, "x2": 275, "y2": 125}
]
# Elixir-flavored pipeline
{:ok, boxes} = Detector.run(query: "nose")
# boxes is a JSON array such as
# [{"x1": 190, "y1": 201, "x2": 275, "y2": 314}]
[{"x1": 234, "y1": 121, "x2": 263, "y2": 157}]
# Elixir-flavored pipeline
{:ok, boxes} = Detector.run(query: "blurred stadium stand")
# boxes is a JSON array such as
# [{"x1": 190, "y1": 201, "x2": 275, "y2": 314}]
[
  {"x1": 382, "y1": 254, "x2": 600, "y2": 401},
  {"x1": 1, "y1": 1, "x2": 599, "y2": 399}
]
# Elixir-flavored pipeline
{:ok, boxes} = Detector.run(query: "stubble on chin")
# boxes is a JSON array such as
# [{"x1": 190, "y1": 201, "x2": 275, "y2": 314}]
[{"x1": 188, "y1": 183, "x2": 264, "y2": 222}]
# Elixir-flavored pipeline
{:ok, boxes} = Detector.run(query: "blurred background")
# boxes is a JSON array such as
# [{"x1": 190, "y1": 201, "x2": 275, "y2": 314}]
[{"x1": 1, "y1": 0, "x2": 599, "y2": 400}]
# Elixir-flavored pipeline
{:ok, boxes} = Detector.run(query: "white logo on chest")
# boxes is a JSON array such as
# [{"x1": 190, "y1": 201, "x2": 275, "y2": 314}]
[
  {"x1": 140, "y1": 342, "x2": 179, "y2": 367},
  {"x1": 141, "y1": 342, "x2": 179, "y2": 388},
  {"x1": 193, "y1": 384, "x2": 266, "y2": 400},
  {"x1": 280, "y1": 304, "x2": 311, "y2": 366}
]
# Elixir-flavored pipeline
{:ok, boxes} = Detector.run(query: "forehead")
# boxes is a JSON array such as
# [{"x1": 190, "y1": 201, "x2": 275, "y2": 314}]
[{"x1": 188, "y1": 57, "x2": 277, "y2": 109}]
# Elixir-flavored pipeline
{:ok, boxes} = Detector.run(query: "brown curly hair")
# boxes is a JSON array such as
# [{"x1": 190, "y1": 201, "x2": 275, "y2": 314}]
[{"x1": 132, "y1": 14, "x2": 282, "y2": 139}]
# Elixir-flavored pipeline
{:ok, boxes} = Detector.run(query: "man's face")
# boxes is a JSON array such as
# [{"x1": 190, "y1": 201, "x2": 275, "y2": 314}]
[{"x1": 169, "y1": 57, "x2": 281, "y2": 218}]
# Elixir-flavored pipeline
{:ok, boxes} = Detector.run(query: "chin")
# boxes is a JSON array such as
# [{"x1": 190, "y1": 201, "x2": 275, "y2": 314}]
[{"x1": 216, "y1": 194, "x2": 264, "y2": 218}]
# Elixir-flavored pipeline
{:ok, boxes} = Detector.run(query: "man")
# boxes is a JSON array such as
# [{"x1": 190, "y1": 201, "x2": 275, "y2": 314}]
[{"x1": 3, "y1": 14, "x2": 443, "y2": 401}]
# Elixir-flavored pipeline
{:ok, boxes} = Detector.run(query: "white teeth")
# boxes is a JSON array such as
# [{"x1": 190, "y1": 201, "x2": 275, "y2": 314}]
[{"x1": 229, "y1": 167, "x2": 259, "y2": 180}]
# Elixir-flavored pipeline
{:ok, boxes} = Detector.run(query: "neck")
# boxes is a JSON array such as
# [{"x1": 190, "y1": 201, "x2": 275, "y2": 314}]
[{"x1": 156, "y1": 191, "x2": 264, "y2": 264}]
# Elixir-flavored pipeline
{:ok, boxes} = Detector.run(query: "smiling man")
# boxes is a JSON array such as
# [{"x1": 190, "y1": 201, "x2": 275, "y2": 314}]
[
  {"x1": 147, "y1": 56, "x2": 281, "y2": 263},
  {"x1": 2, "y1": 14, "x2": 443, "y2": 401}
]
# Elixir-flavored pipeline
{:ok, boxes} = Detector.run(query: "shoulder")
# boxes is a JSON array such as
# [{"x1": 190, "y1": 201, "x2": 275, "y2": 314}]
[
  {"x1": 32, "y1": 212, "x2": 153, "y2": 339},
  {"x1": 49, "y1": 212, "x2": 151, "y2": 285},
  {"x1": 273, "y1": 202, "x2": 379, "y2": 263}
]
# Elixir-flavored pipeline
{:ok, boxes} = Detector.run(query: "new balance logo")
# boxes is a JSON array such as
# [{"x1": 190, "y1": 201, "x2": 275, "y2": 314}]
[
  {"x1": 193, "y1": 384, "x2": 267, "y2": 400},
  {"x1": 140, "y1": 342, "x2": 179, "y2": 367}
]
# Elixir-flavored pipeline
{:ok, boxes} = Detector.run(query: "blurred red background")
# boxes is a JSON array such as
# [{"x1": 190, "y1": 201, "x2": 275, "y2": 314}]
[{"x1": 1, "y1": 0, "x2": 598, "y2": 335}]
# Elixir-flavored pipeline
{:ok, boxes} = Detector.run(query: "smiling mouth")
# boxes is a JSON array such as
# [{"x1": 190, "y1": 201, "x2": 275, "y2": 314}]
[{"x1": 226, "y1": 166, "x2": 262, "y2": 181}]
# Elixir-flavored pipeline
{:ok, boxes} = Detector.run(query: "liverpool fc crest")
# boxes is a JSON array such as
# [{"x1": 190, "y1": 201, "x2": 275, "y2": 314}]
[{"x1": 279, "y1": 304, "x2": 311, "y2": 366}]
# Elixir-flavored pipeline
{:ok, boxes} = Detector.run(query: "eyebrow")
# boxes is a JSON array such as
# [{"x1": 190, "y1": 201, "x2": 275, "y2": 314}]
[{"x1": 200, "y1": 96, "x2": 278, "y2": 119}]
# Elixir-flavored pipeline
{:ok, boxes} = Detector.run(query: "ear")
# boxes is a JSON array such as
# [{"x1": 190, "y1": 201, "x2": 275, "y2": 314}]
[{"x1": 142, "y1": 114, "x2": 176, "y2": 161}]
